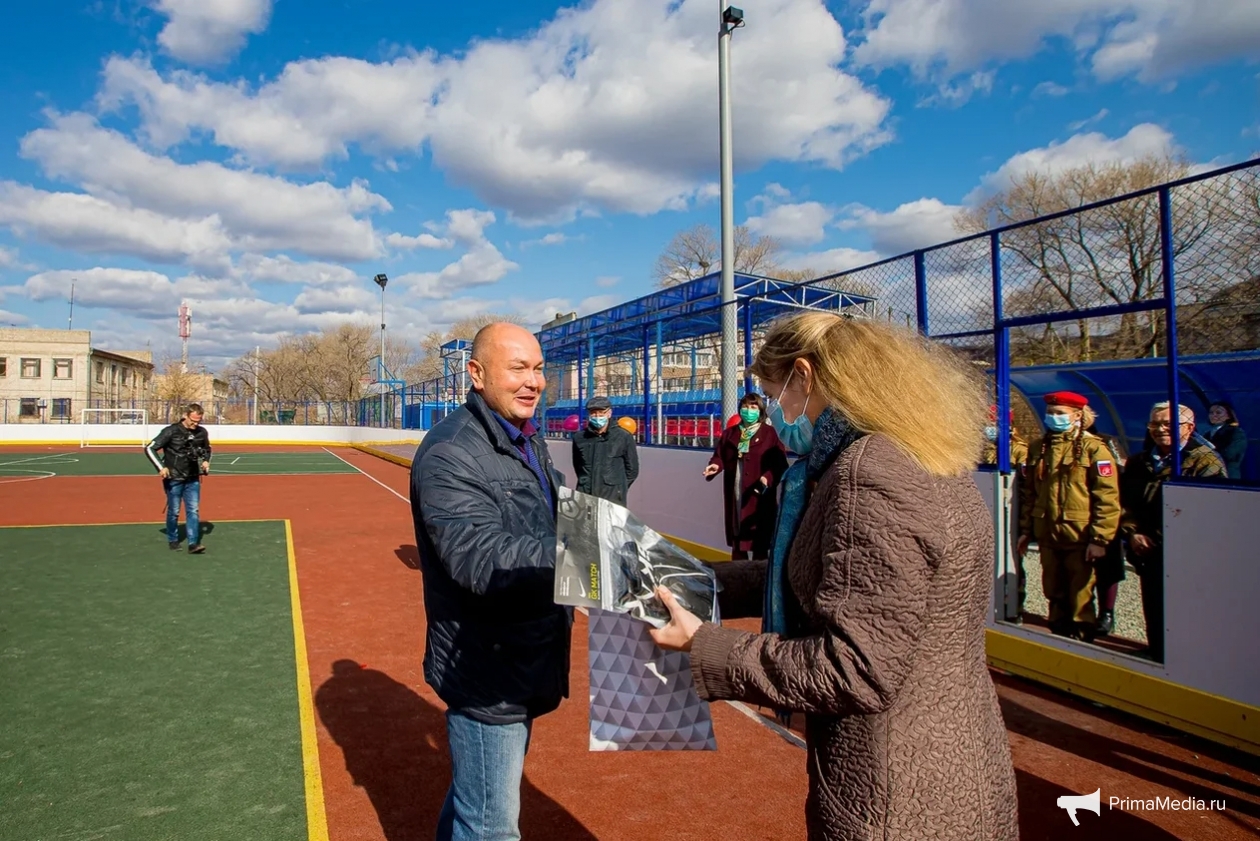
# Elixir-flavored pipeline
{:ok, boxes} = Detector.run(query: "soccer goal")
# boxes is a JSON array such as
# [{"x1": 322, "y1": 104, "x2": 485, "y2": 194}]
[{"x1": 80, "y1": 408, "x2": 150, "y2": 448}]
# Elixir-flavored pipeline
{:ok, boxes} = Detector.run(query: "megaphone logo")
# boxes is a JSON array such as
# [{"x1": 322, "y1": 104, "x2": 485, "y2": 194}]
[{"x1": 1056, "y1": 788, "x2": 1101, "y2": 826}]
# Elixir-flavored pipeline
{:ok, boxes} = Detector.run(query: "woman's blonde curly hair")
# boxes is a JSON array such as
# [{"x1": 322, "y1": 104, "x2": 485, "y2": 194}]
[{"x1": 750, "y1": 312, "x2": 989, "y2": 477}]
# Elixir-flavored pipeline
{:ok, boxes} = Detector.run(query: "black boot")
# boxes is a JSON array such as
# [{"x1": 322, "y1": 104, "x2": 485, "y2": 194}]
[{"x1": 1096, "y1": 609, "x2": 1114, "y2": 637}]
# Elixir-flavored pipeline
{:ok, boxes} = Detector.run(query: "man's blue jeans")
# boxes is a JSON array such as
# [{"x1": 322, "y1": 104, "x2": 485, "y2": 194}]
[
  {"x1": 436, "y1": 710, "x2": 533, "y2": 841},
  {"x1": 164, "y1": 479, "x2": 201, "y2": 545}
]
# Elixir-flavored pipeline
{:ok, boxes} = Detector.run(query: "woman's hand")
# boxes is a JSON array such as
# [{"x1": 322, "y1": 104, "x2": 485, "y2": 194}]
[
  {"x1": 648, "y1": 586, "x2": 703, "y2": 652},
  {"x1": 703, "y1": 464, "x2": 720, "y2": 479}
]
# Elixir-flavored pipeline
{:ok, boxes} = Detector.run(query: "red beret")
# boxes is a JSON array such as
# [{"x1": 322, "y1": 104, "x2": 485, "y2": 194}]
[{"x1": 1044, "y1": 391, "x2": 1088, "y2": 409}]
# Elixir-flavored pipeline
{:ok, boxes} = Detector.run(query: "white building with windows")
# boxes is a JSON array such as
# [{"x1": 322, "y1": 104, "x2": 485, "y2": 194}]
[{"x1": 0, "y1": 328, "x2": 155, "y2": 423}]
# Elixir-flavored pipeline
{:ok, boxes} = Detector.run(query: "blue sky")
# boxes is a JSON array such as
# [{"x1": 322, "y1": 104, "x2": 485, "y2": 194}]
[{"x1": 0, "y1": 0, "x2": 1256, "y2": 369}]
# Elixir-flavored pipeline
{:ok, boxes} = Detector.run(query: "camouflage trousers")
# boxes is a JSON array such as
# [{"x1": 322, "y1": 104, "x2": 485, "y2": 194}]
[{"x1": 1040, "y1": 544, "x2": 1097, "y2": 627}]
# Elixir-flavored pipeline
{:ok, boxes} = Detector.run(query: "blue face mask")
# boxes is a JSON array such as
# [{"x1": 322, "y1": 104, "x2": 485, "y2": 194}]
[
  {"x1": 589, "y1": 415, "x2": 609, "y2": 429},
  {"x1": 984, "y1": 425, "x2": 998, "y2": 442},
  {"x1": 1044, "y1": 413, "x2": 1075, "y2": 433},
  {"x1": 768, "y1": 372, "x2": 814, "y2": 455}
]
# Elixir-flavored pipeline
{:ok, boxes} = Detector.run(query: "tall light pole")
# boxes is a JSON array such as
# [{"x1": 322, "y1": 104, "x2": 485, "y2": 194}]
[
  {"x1": 253, "y1": 345, "x2": 260, "y2": 426},
  {"x1": 374, "y1": 273, "x2": 389, "y2": 428},
  {"x1": 718, "y1": 4, "x2": 744, "y2": 424}
]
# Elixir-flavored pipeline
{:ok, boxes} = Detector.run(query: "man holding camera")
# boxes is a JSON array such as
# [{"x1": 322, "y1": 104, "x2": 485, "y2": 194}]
[{"x1": 145, "y1": 403, "x2": 213, "y2": 553}]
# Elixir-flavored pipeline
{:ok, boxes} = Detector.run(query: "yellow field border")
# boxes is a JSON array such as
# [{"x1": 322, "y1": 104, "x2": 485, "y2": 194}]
[
  {"x1": 986, "y1": 630, "x2": 1260, "y2": 757},
  {"x1": 285, "y1": 519, "x2": 330, "y2": 841},
  {"x1": 350, "y1": 443, "x2": 414, "y2": 468}
]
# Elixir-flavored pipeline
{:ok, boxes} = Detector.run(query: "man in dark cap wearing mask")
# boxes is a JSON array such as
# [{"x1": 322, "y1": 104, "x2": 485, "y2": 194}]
[{"x1": 571, "y1": 395, "x2": 639, "y2": 507}]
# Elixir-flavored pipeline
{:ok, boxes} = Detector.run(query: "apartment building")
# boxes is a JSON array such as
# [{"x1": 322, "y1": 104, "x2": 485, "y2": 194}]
[
  {"x1": 0, "y1": 328, "x2": 155, "y2": 423},
  {"x1": 152, "y1": 371, "x2": 230, "y2": 420}
]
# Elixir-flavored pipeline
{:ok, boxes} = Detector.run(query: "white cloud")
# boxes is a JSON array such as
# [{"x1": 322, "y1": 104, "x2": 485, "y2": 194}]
[
  {"x1": 0, "y1": 309, "x2": 30, "y2": 325},
  {"x1": 0, "y1": 246, "x2": 18, "y2": 268},
  {"x1": 386, "y1": 232, "x2": 455, "y2": 251},
  {"x1": 292, "y1": 284, "x2": 377, "y2": 315},
  {"x1": 18, "y1": 112, "x2": 389, "y2": 262},
  {"x1": 1068, "y1": 108, "x2": 1110, "y2": 131},
  {"x1": 595, "y1": 275, "x2": 620, "y2": 288},
  {"x1": 99, "y1": 0, "x2": 893, "y2": 222},
  {"x1": 920, "y1": 70, "x2": 995, "y2": 107},
  {"x1": 0, "y1": 181, "x2": 233, "y2": 268},
  {"x1": 1032, "y1": 81, "x2": 1071, "y2": 97},
  {"x1": 969, "y1": 122, "x2": 1178, "y2": 199},
  {"x1": 779, "y1": 246, "x2": 882, "y2": 275},
  {"x1": 235, "y1": 254, "x2": 360, "y2": 287},
  {"x1": 391, "y1": 209, "x2": 519, "y2": 300},
  {"x1": 746, "y1": 201, "x2": 835, "y2": 246},
  {"x1": 153, "y1": 0, "x2": 273, "y2": 66},
  {"x1": 508, "y1": 294, "x2": 621, "y2": 329},
  {"x1": 852, "y1": 0, "x2": 1260, "y2": 85},
  {"x1": 24, "y1": 267, "x2": 179, "y2": 319},
  {"x1": 838, "y1": 198, "x2": 967, "y2": 255}
]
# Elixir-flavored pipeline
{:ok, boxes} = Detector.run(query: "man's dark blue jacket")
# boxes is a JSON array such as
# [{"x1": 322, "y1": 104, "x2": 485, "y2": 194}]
[{"x1": 409, "y1": 390, "x2": 572, "y2": 724}]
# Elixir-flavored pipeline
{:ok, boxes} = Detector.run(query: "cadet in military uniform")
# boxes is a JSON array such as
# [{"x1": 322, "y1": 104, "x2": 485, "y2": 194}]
[
  {"x1": 1120, "y1": 401, "x2": 1225, "y2": 661},
  {"x1": 1017, "y1": 391, "x2": 1121, "y2": 640}
]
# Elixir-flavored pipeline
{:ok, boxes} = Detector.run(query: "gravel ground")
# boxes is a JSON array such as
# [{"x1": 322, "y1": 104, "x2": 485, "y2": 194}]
[{"x1": 1018, "y1": 547, "x2": 1148, "y2": 644}]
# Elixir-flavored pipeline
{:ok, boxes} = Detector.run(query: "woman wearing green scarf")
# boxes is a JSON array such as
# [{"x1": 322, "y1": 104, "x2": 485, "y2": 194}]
[{"x1": 703, "y1": 392, "x2": 788, "y2": 560}]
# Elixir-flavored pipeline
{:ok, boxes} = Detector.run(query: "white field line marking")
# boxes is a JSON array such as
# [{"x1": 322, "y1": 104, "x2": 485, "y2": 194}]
[
  {"x1": 231, "y1": 456, "x2": 241, "y2": 465},
  {"x1": 0, "y1": 469, "x2": 57, "y2": 484},
  {"x1": 326, "y1": 445, "x2": 804, "y2": 750},
  {"x1": 321, "y1": 447, "x2": 408, "y2": 503},
  {"x1": 0, "y1": 453, "x2": 78, "y2": 467}
]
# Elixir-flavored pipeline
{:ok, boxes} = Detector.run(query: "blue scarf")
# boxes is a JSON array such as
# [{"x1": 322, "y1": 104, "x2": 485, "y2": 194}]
[{"x1": 762, "y1": 407, "x2": 866, "y2": 723}]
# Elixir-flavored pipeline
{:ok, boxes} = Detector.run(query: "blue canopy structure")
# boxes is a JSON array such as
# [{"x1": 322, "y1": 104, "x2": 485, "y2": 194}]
[{"x1": 537, "y1": 271, "x2": 877, "y2": 363}]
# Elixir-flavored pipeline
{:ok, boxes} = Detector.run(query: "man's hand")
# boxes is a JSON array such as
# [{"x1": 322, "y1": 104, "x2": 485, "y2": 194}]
[
  {"x1": 1129, "y1": 533, "x2": 1154, "y2": 556},
  {"x1": 1015, "y1": 535, "x2": 1030, "y2": 557},
  {"x1": 1085, "y1": 543, "x2": 1107, "y2": 562},
  {"x1": 703, "y1": 464, "x2": 720, "y2": 479},
  {"x1": 647, "y1": 586, "x2": 703, "y2": 652},
  {"x1": 159, "y1": 467, "x2": 170, "y2": 479},
  {"x1": 201, "y1": 461, "x2": 210, "y2": 475}
]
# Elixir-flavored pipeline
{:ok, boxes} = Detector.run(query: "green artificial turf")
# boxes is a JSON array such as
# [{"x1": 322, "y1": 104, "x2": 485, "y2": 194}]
[
  {"x1": 0, "y1": 521, "x2": 310, "y2": 841},
  {"x1": 0, "y1": 450, "x2": 359, "y2": 477}
]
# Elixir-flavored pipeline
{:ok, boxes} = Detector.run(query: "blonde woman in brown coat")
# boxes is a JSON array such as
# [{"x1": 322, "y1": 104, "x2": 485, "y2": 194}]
[{"x1": 650, "y1": 312, "x2": 1019, "y2": 841}]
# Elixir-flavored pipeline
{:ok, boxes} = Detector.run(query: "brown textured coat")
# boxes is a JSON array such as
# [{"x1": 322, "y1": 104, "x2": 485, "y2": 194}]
[{"x1": 690, "y1": 434, "x2": 1019, "y2": 841}]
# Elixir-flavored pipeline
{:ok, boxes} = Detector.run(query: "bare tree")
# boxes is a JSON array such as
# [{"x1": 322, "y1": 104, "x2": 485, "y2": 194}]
[
  {"x1": 153, "y1": 356, "x2": 202, "y2": 405},
  {"x1": 957, "y1": 155, "x2": 1236, "y2": 362},
  {"x1": 653, "y1": 224, "x2": 781, "y2": 287},
  {"x1": 410, "y1": 313, "x2": 526, "y2": 384}
]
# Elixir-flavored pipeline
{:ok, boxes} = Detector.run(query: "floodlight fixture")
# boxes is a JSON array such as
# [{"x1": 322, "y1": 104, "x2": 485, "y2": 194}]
[
  {"x1": 374, "y1": 273, "x2": 389, "y2": 290},
  {"x1": 722, "y1": 6, "x2": 744, "y2": 28}
]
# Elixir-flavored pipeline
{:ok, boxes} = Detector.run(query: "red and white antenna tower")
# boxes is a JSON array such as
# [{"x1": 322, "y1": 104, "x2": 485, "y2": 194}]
[{"x1": 178, "y1": 301, "x2": 192, "y2": 372}]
